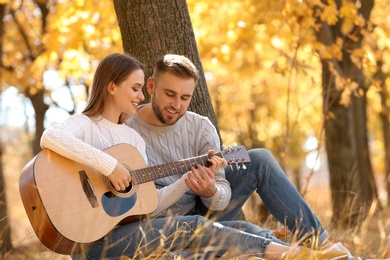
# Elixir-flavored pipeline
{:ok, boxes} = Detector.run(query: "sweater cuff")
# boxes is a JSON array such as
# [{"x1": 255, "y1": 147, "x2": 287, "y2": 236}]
[
  {"x1": 201, "y1": 186, "x2": 227, "y2": 210},
  {"x1": 98, "y1": 156, "x2": 118, "y2": 176}
]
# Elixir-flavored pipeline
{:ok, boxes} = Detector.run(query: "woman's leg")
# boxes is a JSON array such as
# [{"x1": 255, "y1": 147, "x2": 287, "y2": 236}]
[{"x1": 71, "y1": 215, "x2": 294, "y2": 259}]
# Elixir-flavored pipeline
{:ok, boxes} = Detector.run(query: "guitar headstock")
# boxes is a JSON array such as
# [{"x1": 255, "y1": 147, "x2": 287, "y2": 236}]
[{"x1": 221, "y1": 144, "x2": 250, "y2": 170}]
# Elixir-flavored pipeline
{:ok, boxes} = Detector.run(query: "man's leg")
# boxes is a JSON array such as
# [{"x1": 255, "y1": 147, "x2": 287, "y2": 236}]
[{"x1": 217, "y1": 148, "x2": 328, "y2": 245}]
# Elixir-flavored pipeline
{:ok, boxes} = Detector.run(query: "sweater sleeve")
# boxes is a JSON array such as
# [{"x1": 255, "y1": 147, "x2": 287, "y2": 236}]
[
  {"x1": 197, "y1": 117, "x2": 232, "y2": 210},
  {"x1": 40, "y1": 115, "x2": 118, "y2": 176},
  {"x1": 200, "y1": 168, "x2": 231, "y2": 210}
]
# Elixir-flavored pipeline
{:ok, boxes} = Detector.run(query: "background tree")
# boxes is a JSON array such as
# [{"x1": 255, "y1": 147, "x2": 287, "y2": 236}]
[
  {"x1": 113, "y1": 0, "x2": 220, "y2": 137},
  {"x1": 187, "y1": 0, "x2": 326, "y2": 221},
  {"x1": 2, "y1": 0, "x2": 52, "y2": 155},
  {"x1": 1, "y1": 0, "x2": 389, "y2": 257},
  {"x1": 2, "y1": 0, "x2": 122, "y2": 155},
  {"x1": 312, "y1": 0, "x2": 377, "y2": 225},
  {"x1": 188, "y1": 0, "x2": 384, "y2": 225}
]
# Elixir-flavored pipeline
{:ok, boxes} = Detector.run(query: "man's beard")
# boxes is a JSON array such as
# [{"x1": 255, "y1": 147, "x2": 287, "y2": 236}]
[{"x1": 151, "y1": 99, "x2": 183, "y2": 125}]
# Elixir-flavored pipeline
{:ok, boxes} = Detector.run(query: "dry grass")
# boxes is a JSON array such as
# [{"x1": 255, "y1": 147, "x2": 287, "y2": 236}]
[
  {"x1": 4, "y1": 180, "x2": 390, "y2": 259},
  {"x1": 242, "y1": 181, "x2": 390, "y2": 260},
  {"x1": 2, "y1": 139, "x2": 390, "y2": 259}
]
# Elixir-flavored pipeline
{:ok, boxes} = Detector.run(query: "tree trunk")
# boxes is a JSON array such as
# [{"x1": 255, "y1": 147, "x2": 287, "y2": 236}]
[
  {"x1": 113, "y1": 0, "x2": 220, "y2": 140},
  {"x1": 316, "y1": 0, "x2": 377, "y2": 226},
  {"x1": 26, "y1": 89, "x2": 49, "y2": 155},
  {"x1": 321, "y1": 61, "x2": 356, "y2": 225},
  {"x1": 0, "y1": 2, "x2": 13, "y2": 253}
]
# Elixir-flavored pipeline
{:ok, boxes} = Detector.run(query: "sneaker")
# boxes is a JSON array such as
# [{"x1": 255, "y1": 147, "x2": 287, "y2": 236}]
[{"x1": 282, "y1": 246, "x2": 350, "y2": 260}]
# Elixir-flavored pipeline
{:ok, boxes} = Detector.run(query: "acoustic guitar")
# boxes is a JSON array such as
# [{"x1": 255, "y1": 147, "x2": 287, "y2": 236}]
[{"x1": 19, "y1": 143, "x2": 250, "y2": 255}]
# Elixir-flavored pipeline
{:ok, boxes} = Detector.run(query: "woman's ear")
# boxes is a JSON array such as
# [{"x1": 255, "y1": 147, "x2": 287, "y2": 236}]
[{"x1": 107, "y1": 82, "x2": 116, "y2": 95}]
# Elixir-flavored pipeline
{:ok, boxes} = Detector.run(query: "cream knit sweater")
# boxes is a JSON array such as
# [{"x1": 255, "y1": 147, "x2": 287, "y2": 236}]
[{"x1": 40, "y1": 114, "x2": 147, "y2": 176}]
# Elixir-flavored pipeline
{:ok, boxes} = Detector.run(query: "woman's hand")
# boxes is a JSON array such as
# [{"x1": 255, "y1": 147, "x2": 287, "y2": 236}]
[{"x1": 108, "y1": 162, "x2": 132, "y2": 191}]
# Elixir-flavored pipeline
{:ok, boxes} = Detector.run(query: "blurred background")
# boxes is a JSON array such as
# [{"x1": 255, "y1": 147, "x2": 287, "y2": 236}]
[{"x1": 1, "y1": 0, "x2": 389, "y2": 258}]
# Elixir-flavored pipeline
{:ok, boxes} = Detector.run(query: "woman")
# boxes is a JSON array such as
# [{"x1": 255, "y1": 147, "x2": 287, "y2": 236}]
[{"x1": 41, "y1": 53, "x2": 347, "y2": 260}]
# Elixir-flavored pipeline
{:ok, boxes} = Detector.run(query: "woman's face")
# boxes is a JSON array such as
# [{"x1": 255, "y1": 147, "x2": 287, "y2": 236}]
[{"x1": 110, "y1": 69, "x2": 145, "y2": 117}]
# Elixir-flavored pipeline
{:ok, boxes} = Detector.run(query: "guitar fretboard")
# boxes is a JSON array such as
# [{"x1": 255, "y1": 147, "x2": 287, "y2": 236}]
[{"x1": 131, "y1": 152, "x2": 223, "y2": 184}]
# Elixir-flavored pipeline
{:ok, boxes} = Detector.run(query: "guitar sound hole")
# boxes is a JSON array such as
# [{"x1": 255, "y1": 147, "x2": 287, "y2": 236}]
[
  {"x1": 104, "y1": 177, "x2": 136, "y2": 198},
  {"x1": 119, "y1": 183, "x2": 132, "y2": 193}
]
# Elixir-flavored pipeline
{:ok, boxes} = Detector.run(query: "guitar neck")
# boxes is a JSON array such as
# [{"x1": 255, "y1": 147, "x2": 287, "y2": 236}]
[{"x1": 132, "y1": 152, "x2": 223, "y2": 184}]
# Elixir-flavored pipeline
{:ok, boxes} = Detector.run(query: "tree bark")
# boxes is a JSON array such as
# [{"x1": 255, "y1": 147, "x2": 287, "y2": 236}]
[
  {"x1": 26, "y1": 89, "x2": 49, "y2": 155},
  {"x1": 113, "y1": 0, "x2": 220, "y2": 141},
  {"x1": 316, "y1": 0, "x2": 377, "y2": 226}
]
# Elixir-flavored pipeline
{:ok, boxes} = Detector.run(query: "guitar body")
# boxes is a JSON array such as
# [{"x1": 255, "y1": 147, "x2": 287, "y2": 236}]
[{"x1": 19, "y1": 144, "x2": 158, "y2": 255}]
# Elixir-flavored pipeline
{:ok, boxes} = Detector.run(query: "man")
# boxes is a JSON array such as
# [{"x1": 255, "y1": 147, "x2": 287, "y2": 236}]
[{"x1": 127, "y1": 54, "x2": 353, "y2": 258}]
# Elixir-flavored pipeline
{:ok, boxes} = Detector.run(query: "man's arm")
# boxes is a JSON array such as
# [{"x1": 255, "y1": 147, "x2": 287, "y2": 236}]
[{"x1": 195, "y1": 116, "x2": 232, "y2": 210}]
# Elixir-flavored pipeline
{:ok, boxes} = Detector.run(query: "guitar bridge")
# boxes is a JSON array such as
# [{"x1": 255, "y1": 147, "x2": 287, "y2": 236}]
[{"x1": 79, "y1": 170, "x2": 99, "y2": 208}]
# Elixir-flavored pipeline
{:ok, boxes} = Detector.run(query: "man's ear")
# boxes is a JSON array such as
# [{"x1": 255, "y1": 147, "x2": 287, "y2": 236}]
[
  {"x1": 147, "y1": 77, "x2": 154, "y2": 95},
  {"x1": 107, "y1": 82, "x2": 116, "y2": 95}
]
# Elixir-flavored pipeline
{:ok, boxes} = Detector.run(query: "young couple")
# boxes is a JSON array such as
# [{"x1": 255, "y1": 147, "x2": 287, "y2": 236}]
[{"x1": 41, "y1": 53, "x2": 353, "y2": 259}]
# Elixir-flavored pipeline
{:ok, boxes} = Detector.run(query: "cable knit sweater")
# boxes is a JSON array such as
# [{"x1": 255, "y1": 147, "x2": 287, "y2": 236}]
[
  {"x1": 40, "y1": 114, "x2": 148, "y2": 176},
  {"x1": 40, "y1": 114, "x2": 192, "y2": 217},
  {"x1": 128, "y1": 110, "x2": 232, "y2": 217}
]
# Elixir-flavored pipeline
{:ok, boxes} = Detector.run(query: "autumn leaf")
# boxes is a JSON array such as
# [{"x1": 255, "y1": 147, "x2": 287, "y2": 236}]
[{"x1": 320, "y1": 2, "x2": 339, "y2": 25}]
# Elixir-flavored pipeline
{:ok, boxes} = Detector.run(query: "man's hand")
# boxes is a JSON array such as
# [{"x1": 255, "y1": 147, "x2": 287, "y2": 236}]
[
  {"x1": 108, "y1": 162, "x2": 132, "y2": 191},
  {"x1": 185, "y1": 165, "x2": 217, "y2": 198},
  {"x1": 184, "y1": 150, "x2": 228, "y2": 197}
]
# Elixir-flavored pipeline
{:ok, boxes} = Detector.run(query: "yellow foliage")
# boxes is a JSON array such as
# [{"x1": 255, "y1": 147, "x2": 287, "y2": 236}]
[
  {"x1": 1, "y1": 0, "x2": 388, "y2": 205},
  {"x1": 350, "y1": 48, "x2": 364, "y2": 69},
  {"x1": 341, "y1": 19, "x2": 355, "y2": 35},
  {"x1": 337, "y1": 78, "x2": 358, "y2": 107},
  {"x1": 316, "y1": 39, "x2": 343, "y2": 60},
  {"x1": 60, "y1": 50, "x2": 91, "y2": 79},
  {"x1": 320, "y1": 2, "x2": 339, "y2": 25},
  {"x1": 2, "y1": 0, "x2": 122, "y2": 102},
  {"x1": 339, "y1": 1, "x2": 357, "y2": 19},
  {"x1": 188, "y1": 0, "x2": 325, "y2": 161}
]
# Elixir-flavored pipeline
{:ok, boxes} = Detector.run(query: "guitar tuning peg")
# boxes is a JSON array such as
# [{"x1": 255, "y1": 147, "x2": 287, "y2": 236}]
[
  {"x1": 232, "y1": 143, "x2": 237, "y2": 148},
  {"x1": 242, "y1": 164, "x2": 247, "y2": 170},
  {"x1": 230, "y1": 164, "x2": 233, "y2": 171},
  {"x1": 236, "y1": 163, "x2": 240, "y2": 170}
]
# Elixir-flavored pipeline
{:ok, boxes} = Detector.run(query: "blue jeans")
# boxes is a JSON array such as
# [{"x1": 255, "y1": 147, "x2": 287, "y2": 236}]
[
  {"x1": 213, "y1": 148, "x2": 328, "y2": 244},
  {"x1": 71, "y1": 215, "x2": 281, "y2": 259}
]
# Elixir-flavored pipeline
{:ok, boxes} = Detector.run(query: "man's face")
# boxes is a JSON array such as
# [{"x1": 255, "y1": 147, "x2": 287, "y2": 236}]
[{"x1": 148, "y1": 72, "x2": 196, "y2": 126}]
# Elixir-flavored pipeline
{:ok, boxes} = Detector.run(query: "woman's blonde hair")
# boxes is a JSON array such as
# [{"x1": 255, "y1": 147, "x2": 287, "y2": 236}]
[{"x1": 83, "y1": 53, "x2": 145, "y2": 123}]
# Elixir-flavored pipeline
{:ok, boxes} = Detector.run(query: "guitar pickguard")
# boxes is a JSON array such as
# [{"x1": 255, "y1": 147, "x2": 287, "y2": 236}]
[{"x1": 101, "y1": 190, "x2": 137, "y2": 217}]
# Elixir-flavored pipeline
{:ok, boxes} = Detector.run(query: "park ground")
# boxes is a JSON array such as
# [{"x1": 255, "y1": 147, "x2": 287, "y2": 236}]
[{"x1": 2, "y1": 151, "x2": 390, "y2": 259}]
